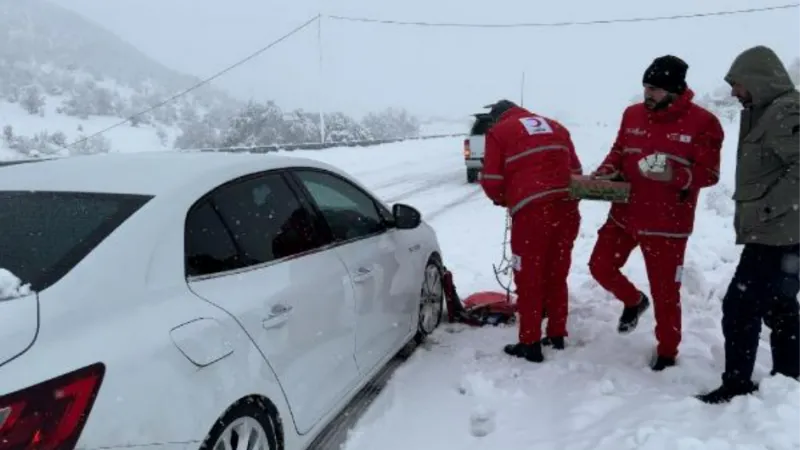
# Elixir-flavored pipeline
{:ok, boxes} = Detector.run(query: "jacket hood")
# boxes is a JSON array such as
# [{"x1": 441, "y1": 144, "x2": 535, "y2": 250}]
[{"x1": 724, "y1": 45, "x2": 795, "y2": 107}]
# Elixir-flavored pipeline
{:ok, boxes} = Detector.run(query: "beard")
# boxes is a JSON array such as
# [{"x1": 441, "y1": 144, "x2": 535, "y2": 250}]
[
  {"x1": 644, "y1": 95, "x2": 672, "y2": 111},
  {"x1": 734, "y1": 94, "x2": 753, "y2": 107}
]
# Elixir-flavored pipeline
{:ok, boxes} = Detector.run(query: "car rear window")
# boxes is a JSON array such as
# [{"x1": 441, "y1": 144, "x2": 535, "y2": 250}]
[{"x1": 0, "y1": 191, "x2": 151, "y2": 292}]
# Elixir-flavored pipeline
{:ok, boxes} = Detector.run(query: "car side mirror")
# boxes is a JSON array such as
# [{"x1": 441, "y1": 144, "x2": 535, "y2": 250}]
[{"x1": 392, "y1": 203, "x2": 422, "y2": 229}]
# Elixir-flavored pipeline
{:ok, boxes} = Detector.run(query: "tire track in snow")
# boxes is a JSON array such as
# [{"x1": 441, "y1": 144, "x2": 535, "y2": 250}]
[
  {"x1": 379, "y1": 170, "x2": 463, "y2": 204},
  {"x1": 424, "y1": 187, "x2": 485, "y2": 222},
  {"x1": 363, "y1": 171, "x2": 436, "y2": 191}
]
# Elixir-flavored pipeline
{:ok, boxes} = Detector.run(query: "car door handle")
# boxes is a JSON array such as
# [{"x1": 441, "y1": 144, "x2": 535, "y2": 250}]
[
  {"x1": 262, "y1": 304, "x2": 293, "y2": 329},
  {"x1": 352, "y1": 267, "x2": 373, "y2": 283},
  {"x1": 408, "y1": 244, "x2": 421, "y2": 253}
]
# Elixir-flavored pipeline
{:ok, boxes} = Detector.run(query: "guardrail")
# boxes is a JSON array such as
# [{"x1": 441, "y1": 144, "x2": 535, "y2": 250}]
[{"x1": 193, "y1": 132, "x2": 467, "y2": 154}]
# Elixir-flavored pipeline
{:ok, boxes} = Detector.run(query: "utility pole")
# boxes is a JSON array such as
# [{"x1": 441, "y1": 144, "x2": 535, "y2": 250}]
[
  {"x1": 317, "y1": 14, "x2": 326, "y2": 144},
  {"x1": 520, "y1": 72, "x2": 526, "y2": 107}
]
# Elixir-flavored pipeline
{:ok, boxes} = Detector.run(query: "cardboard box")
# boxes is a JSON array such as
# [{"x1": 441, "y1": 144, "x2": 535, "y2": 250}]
[{"x1": 569, "y1": 175, "x2": 631, "y2": 203}]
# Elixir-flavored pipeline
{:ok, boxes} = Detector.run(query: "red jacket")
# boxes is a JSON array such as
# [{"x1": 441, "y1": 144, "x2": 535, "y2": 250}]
[
  {"x1": 594, "y1": 89, "x2": 723, "y2": 237},
  {"x1": 480, "y1": 106, "x2": 582, "y2": 215}
]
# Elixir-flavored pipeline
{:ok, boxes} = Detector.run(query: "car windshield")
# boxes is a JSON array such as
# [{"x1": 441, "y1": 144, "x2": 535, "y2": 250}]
[{"x1": 0, "y1": 191, "x2": 152, "y2": 292}]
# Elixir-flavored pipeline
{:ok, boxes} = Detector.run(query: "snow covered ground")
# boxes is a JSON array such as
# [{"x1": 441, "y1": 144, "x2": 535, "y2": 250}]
[{"x1": 271, "y1": 124, "x2": 799, "y2": 449}]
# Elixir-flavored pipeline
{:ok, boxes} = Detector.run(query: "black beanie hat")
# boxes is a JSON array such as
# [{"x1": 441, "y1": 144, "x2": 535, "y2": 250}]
[{"x1": 642, "y1": 55, "x2": 689, "y2": 94}]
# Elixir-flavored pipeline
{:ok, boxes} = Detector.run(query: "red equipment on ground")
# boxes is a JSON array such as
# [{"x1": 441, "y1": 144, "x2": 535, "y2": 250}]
[
  {"x1": 441, "y1": 267, "x2": 517, "y2": 326},
  {"x1": 438, "y1": 207, "x2": 523, "y2": 327}
]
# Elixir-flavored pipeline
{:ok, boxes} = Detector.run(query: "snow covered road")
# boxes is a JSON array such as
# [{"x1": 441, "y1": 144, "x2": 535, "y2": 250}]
[{"x1": 285, "y1": 130, "x2": 800, "y2": 450}]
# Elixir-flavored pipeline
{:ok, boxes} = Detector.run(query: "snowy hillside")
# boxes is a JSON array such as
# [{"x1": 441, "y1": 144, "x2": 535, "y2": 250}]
[
  {"x1": 0, "y1": 0, "x2": 428, "y2": 158},
  {"x1": 0, "y1": 0, "x2": 239, "y2": 156}
]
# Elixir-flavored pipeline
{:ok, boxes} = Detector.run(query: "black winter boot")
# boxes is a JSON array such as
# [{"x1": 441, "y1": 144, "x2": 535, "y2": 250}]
[
  {"x1": 696, "y1": 380, "x2": 758, "y2": 404},
  {"x1": 503, "y1": 342, "x2": 544, "y2": 362},
  {"x1": 618, "y1": 292, "x2": 650, "y2": 334},
  {"x1": 650, "y1": 355, "x2": 676, "y2": 371},
  {"x1": 541, "y1": 336, "x2": 565, "y2": 350}
]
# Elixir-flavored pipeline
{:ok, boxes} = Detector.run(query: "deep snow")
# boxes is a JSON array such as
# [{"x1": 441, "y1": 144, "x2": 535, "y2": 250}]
[{"x1": 275, "y1": 125, "x2": 799, "y2": 449}]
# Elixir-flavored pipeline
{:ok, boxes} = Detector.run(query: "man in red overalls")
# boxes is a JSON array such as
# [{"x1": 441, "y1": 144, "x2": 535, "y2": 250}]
[
  {"x1": 588, "y1": 56, "x2": 724, "y2": 371},
  {"x1": 480, "y1": 100, "x2": 583, "y2": 363}
]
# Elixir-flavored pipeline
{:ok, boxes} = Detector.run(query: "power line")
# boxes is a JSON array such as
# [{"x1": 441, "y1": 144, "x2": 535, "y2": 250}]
[
  {"x1": 67, "y1": 14, "x2": 320, "y2": 149},
  {"x1": 326, "y1": 3, "x2": 798, "y2": 28}
]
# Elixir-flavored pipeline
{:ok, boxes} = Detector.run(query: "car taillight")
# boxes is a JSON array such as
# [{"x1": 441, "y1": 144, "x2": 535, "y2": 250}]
[
  {"x1": 0, "y1": 363, "x2": 105, "y2": 450},
  {"x1": 463, "y1": 139, "x2": 471, "y2": 158}
]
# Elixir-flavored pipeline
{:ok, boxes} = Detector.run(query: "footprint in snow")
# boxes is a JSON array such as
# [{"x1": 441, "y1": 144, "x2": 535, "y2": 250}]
[{"x1": 469, "y1": 405, "x2": 496, "y2": 437}]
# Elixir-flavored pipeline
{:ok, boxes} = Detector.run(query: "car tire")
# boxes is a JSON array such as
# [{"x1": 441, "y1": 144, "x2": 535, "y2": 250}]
[
  {"x1": 200, "y1": 399, "x2": 279, "y2": 450},
  {"x1": 414, "y1": 254, "x2": 444, "y2": 344},
  {"x1": 466, "y1": 169, "x2": 478, "y2": 183}
]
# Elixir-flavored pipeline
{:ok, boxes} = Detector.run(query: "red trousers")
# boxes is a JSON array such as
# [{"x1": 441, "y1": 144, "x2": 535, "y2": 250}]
[
  {"x1": 588, "y1": 219, "x2": 688, "y2": 358},
  {"x1": 511, "y1": 201, "x2": 580, "y2": 344}
]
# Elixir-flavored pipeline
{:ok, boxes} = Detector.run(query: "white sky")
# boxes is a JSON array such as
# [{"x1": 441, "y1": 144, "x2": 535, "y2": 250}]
[{"x1": 49, "y1": 0, "x2": 800, "y2": 121}]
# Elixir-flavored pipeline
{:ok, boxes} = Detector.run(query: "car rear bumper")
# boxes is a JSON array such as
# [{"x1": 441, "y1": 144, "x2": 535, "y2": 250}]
[{"x1": 465, "y1": 158, "x2": 483, "y2": 169}]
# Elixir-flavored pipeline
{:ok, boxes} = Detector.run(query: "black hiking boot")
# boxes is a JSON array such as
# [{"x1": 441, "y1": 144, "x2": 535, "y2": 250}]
[
  {"x1": 696, "y1": 380, "x2": 758, "y2": 404},
  {"x1": 541, "y1": 336, "x2": 565, "y2": 350},
  {"x1": 770, "y1": 369, "x2": 800, "y2": 381},
  {"x1": 618, "y1": 292, "x2": 650, "y2": 334},
  {"x1": 503, "y1": 342, "x2": 544, "y2": 363},
  {"x1": 650, "y1": 355, "x2": 676, "y2": 371}
]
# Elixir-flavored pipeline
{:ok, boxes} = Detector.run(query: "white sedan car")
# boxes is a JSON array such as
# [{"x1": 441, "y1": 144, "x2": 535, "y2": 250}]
[{"x1": 0, "y1": 151, "x2": 445, "y2": 450}]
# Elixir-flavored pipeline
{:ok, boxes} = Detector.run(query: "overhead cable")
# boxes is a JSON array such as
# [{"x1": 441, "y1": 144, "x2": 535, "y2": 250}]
[{"x1": 326, "y1": 4, "x2": 798, "y2": 28}]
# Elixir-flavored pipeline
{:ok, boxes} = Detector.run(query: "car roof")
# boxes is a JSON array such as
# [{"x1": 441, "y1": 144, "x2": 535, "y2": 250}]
[{"x1": 0, "y1": 151, "x2": 335, "y2": 196}]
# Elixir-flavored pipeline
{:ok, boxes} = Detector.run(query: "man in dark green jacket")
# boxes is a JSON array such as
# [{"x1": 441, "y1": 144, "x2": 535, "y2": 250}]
[{"x1": 697, "y1": 45, "x2": 800, "y2": 404}]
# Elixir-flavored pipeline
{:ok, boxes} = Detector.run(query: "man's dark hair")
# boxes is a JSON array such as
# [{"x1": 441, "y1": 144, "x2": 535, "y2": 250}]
[{"x1": 484, "y1": 99, "x2": 518, "y2": 123}]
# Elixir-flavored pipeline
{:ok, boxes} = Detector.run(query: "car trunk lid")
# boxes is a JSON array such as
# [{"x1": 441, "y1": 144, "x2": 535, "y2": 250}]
[{"x1": 0, "y1": 271, "x2": 39, "y2": 368}]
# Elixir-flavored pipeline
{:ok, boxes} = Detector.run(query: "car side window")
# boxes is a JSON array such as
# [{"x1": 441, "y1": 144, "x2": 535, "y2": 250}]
[
  {"x1": 293, "y1": 170, "x2": 385, "y2": 242},
  {"x1": 184, "y1": 172, "x2": 324, "y2": 277},
  {"x1": 212, "y1": 173, "x2": 324, "y2": 265},
  {"x1": 184, "y1": 200, "x2": 242, "y2": 277}
]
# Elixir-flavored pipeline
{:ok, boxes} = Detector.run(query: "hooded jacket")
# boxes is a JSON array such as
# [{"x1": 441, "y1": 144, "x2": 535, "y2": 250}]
[{"x1": 724, "y1": 45, "x2": 800, "y2": 246}]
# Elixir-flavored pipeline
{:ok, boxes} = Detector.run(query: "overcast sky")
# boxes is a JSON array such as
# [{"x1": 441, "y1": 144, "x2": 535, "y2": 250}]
[{"x1": 49, "y1": 0, "x2": 799, "y2": 121}]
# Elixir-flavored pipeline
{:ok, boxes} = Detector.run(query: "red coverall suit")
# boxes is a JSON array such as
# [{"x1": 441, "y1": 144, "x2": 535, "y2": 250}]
[
  {"x1": 589, "y1": 88, "x2": 724, "y2": 362},
  {"x1": 480, "y1": 105, "x2": 582, "y2": 357}
]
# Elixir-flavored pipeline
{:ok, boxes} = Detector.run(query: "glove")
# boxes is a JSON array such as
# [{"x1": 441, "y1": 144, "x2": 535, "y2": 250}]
[{"x1": 638, "y1": 153, "x2": 674, "y2": 182}]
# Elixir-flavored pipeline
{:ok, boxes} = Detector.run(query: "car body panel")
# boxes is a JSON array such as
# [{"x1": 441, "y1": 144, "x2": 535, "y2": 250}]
[{"x1": 0, "y1": 152, "x2": 444, "y2": 450}]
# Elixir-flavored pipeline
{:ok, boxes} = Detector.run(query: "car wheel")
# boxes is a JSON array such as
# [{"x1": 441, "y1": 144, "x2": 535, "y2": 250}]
[
  {"x1": 466, "y1": 169, "x2": 478, "y2": 183},
  {"x1": 201, "y1": 401, "x2": 278, "y2": 450},
  {"x1": 415, "y1": 255, "x2": 444, "y2": 342}
]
